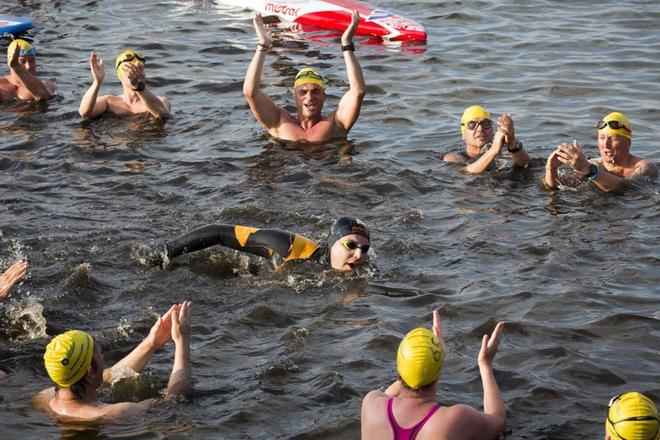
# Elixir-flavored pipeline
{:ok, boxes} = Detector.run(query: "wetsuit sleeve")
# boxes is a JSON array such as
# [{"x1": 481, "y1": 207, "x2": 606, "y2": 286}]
[{"x1": 164, "y1": 224, "x2": 321, "y2": 262}]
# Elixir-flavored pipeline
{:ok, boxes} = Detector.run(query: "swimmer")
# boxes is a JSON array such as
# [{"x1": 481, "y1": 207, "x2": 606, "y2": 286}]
[
  {"x1": 145, "y1": 216, "x2": 370, "y2": 272},
  {"x1": 443, "y1": 105, "x2": 531, "y2": 174},
  {"x1": 605, "y1": 391, "x2": 659, "y2": 440},
  {"x1": 243, "y1": 11, "x2": 366, "y2": 142},
  {"x1": 361, "y1": 310, "x2": 506, "y2": 440},
  {"x1": 545, "y1": 112, "x2": 658, "y2": 192},
  {"x1": 34, "y1": 302, "x2": 192, "y2": 422},
  {"x1": 78, "y1": 50, "x2": 171, "y2": 119},
  {"x1": 0, "y1": 259, "x2": 28, "y2": 303},
  {"x1": 0, "y1": 39, "x2": 54, "y2": 101}
]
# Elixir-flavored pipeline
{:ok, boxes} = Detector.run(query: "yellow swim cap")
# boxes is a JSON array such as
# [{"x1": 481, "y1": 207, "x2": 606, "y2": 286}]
[
  {"x1": 294, "y1": 67, "x2": 325, "y2": 90},
  {"x1": 598, "y1": 112, "x2": 632, "y2": 140},
  {"x1": 397, "y1": 328, "x2": 443, "y2": 390},
  {"x1": 115, "y1": 49, "x2": 145, "y2": 79},
  {"x1": 44, "y1": 330, "x2": 94, "y2": 387},
  {"x1": 606, "y1": 392, "x2": 659, "y2": 440},
  {"x1": 461, "y1": 105, "x2": 492, "y2": 135},
  {"x1": 7, "y1": 39, "x2": 34, "y2": 63}
]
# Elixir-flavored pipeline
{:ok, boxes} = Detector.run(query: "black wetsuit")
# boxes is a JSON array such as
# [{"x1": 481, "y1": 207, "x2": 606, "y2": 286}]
[{"x1": 153, "y1": 224, "x2": 327, "y2": 267}]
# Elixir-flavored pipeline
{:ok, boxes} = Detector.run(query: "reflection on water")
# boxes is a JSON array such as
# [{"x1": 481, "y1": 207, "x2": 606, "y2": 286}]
[{"x1": 1, "y1": 0, "x2": 659, "y2": 438}]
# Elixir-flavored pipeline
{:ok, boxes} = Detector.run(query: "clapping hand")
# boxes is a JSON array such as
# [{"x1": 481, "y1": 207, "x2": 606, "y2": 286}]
[
  {"x1": 342, "y1": 10, "x2": 360, "y2": 46},
  {"x1": 0, "y1": 260, "x2": 28, "y2": 302},
  {"x1": 253, "y1": 13, "x2": 272, "y2": 47},
  {"x1": 478, "y1": 321, "x2": 504, "y2": 368},
  {"x1": 89, "y1": 51, "x2": 105, "y2": 84}
]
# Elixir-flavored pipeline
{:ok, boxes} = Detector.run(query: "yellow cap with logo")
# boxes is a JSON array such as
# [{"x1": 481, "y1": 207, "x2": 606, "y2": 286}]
[
  {"x1": 598, "y1": 112, "x2": 632, "y2": 140},
  {"x1": 606, "y1": 391, "x2": 659, "y2": 440},
  {"x1": 397, "y1": 327, "x2": 443, "y2": 390},
  {"x1": 115, "y1": 49, "x2": 145, "y2": 79},
  {"x1": 6, "y1": 39, "x2": 34, "y2": 63},
  {"x1": 461, "y1": 105, "x2": 491, "y2": 135},
  {"x1": 44, "y1": 330, "x2": 94, "y2": 387},
  {"x1": 294, "y1": 67, "x2": 325, "y2": 90}
]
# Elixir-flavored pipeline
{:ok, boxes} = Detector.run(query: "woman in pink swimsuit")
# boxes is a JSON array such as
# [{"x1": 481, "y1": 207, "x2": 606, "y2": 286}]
[{"x1": 360, "y1": 310, "x2": 506, "y2": 440}]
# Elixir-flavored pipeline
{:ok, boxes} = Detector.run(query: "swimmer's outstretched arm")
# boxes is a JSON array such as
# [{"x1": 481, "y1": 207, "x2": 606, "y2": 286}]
[
  {"x1": 164, "y1": 301, "x2": 192, "y2": 399},
  {"x1": 8, "y1": 45, "x2": 53, "y2": 101},
  {"x1": 462, "y1": 123, "x2": 506, "y2": 174},
  {"x1": 334, "y1": 10, "x2": 366, "y2": 133},
  {"x1": 476, "y1": 321, "x2": 506, "y2": 434},
  {"x1": 0, "y1": 260, "x2": 28, "y2": 302},
  {"x1": 243, "y1": 13, "x2": 281, "y2": 131},
  {"x1": 79, "y1": 51, "x2": 109, "y2": 118}
]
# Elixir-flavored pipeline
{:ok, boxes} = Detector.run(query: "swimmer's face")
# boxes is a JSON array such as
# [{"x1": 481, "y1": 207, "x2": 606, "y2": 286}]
[
  {"x1": 462, "y1": 118, "x2": 493, "y2": 150},
  {"x1": 329, "y1": 233, "x2": 369, "y2": 271},
  {"x1": 598, "y1": 132, "x2": 630, "y2": 165},
  {"x1": 294, "y1": 84, "x2": 325, "y2": 119}
]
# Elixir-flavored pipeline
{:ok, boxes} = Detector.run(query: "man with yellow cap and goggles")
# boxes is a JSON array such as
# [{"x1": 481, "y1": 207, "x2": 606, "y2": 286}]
[
  {"x1": 243, "y1": 10, "x2": 365, "y2": 142},
  {"x1": 1, "y1": 39, "x2": 54, "y2": 101},
  {"x1": 444, "y1": 105, "x2": 530, "y2": 174},
  {"x1": 545, "y1": 111, "x2": 657, "y2": 192},
  {"x1": 78, "y1": 49, "x2": 170, "y2": 119},
  {"x1": 605, "y1": 391, "x2": 659, "y2": 440},
  {"x1": 34, "y1": 302, "x2": 192, "y2": 421},
  {"x1": 361, "y1": 310, "x2": 507, "y2": 440}
]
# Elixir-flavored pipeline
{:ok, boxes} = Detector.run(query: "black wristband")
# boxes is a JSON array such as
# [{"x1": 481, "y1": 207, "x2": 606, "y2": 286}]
[
  {"x1": 341, "y1": 42, "x2": 355, "y2": 52},
  {"x1": 257, "y1": 43, "x2": 271, "y2": 52},
  {"x1": 507, "y1": 140, "x2": 523, "y2": 153},
  {"x1": 133, "y1": 81, "x2": 145, "y2": 92}
]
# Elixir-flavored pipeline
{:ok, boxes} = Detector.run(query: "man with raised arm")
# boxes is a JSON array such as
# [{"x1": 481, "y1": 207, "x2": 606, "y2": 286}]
[
  {"x1": 79, "y1": 50, "x2": 170, "y2": 119},
  {"x1": 545, "y1": 111, "x2": 657, "y2": 192},
  {"x1": 0, "y1": 39, "x2": 54, "y2": 101},
  {"x1": 361, "y1": 310, "x2": 506, "y2": 440},
  {"x1": 34, "y1": 301, "x2": 192, "y2": 422},
  {"x1": 444, "y1": 105, "x2": 530, "y2": 174},
  {"x1": 243, "y1": 10, "x2": 366, "y2": 142}
]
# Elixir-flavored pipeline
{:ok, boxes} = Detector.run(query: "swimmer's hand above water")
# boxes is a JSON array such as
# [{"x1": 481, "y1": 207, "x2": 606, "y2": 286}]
[{"x1": 0, "y1": 259, "x2": 28, "y2": 302}]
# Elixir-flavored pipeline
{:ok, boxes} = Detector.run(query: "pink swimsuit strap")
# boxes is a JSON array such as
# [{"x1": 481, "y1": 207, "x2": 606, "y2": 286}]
[{"x1": 386, "y1": 397, "x2": 441, "y2": 440}]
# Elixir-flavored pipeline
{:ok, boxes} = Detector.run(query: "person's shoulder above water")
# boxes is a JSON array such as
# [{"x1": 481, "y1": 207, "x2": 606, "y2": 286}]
[
  {"x1": 1, "y1": 39, "x2": 54, "y2": 102},
  {"x1": 78, "y1": 49, "x2": 170, "y2": 120},
  {"x1": 242, "y1": 11, "x2": 365, "y2": 143}
]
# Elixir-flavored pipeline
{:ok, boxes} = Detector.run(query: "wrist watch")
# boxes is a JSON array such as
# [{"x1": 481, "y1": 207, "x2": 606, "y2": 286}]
[
  {"x1": 133, "y1": 81, "x2": 145, "y2": 92},
  {"x1": 507, "y1": 140, "x2": 523, "y2": 153},
  {"x1": 584, "y1": 164, "x2": 601, "y2": 181},
  {"x1": 341, "y1": 42, "x2": 355, "y2": 52}
]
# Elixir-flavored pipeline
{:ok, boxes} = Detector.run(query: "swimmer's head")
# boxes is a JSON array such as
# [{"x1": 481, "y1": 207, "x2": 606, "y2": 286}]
[
  {"x1": 598, "y1": 112, "x2": 632, "y2": 141},
  {"x1": 7, "y1": 39, "x2": 37, "y2": 73},
  {"x1": 115, "y1": 49, "x2": 145, "y2": 79},
  {"x1": 461, "y1": 105, "x2": 492, "y2": 136},
  {"x1": 328, "y1": 216, "x2": 370, "y2": 272},
  {"x1": 397, "y1": 327, "x2": 444, "y2": 390},
  {"x1": 605, "y1": 392, "x2": 659, "y2": 440},
  {"x1": 294, "y1": 67, "x2": 325, "y2": 90},
  {"x1": 44, "y1": 330, "x2": 95, "y2": 387}
]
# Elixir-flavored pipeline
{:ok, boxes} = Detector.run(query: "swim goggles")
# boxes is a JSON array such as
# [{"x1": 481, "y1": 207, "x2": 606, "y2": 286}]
[
  {"x1": 19, "y1": 47, "x2": 36, "y2": 57},
  {"x1": 607, "y1": 394, "x2": 660, "y2": 440},
  {"x1": 116, "y1": 53, "x2": 146, "y2": 70},
  {"x1": 597, "y1": 120, "x2": 631, "y2": 133},
  {"x1": 462, "y1": 119, "x2": 493, "y2": 130},
  {"x1": 295, "y1": 69, "x2": 324, "y2": 82},
  {"x1": 340, "y1": 239, "x2": 370, "y2": 254}
]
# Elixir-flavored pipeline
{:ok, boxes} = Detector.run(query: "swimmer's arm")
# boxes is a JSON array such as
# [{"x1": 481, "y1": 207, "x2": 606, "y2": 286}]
[
  {"x1": 100, "y1": 400, "x2": 156, "y2": 420},
  {"x1": 443, "y1": 152, "x2": 468, "y2": 163},
  {"x1": 164, "y1": 301, "x2": 192, "y2": 400},
  {"x1": 243, "y1": 13, "x2": 281, "y2": 130},
  {"x1": 588, "y1": 166, "x2": 627, "y2": 193},
  {"x1": 462, "y1": 140, "x2": 501, "y2": 174},
  {"x1": 11, "y1": 68, "x2": 53, "y2": 102},
  {"x1": 510, "y1": 147, "x2": 531, "y2": 167},
  {"x1": 0, "y1": 260, "x2": 28, "y2": 302},
  {"x1": 135, "y1": 88, "x2": 170, "y2": 118},
  {"x1": 544, "y1": 149, "x2": 561, "y2": 189},
  {"x1": 478, "y1": 322, "x2": 506, "y2": 422},
  {"x1": 334, "y1": 10, "x2": 366, "y2": 133},
  {"x1": 80, "y1": 51, "x2": 108, "y2": 118}
]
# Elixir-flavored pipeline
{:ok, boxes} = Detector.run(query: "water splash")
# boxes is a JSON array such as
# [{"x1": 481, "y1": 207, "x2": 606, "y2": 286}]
[{"x1": 2, "y1": 297, "x2": 47, "y2": 341}]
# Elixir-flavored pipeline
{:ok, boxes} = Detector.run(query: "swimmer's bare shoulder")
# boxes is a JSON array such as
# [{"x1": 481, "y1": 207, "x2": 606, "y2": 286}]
[
  {"x1": 631, "y1": 157, "x2": 658, "y2": 179},
  {"x1": 443, "y1": 151, "x2": 469, "y2": 163}
]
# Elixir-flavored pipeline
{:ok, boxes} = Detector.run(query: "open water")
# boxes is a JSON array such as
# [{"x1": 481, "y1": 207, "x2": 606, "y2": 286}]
[{"x1": 1, "y1": 0, "x2": 659, "y2": 438}]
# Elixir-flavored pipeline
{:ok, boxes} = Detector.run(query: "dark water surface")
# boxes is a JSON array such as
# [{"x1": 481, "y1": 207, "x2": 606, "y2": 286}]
[{"x1": 1, "y1": 0, "x2": 659, "y2": 438}]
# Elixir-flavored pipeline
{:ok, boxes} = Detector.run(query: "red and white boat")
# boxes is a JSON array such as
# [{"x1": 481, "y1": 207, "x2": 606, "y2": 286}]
[{"x1": 218, "y1": 0, "x2": 426, "y2": 41}]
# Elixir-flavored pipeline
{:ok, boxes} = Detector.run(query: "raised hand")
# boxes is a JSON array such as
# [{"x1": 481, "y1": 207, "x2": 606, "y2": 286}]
[
  {"x1": 121, "y1": 62, "x2": 145, "y2": 90},
  {"x1": 342, "y1": 9, "x2": 360, "y2": 45},
  {"x1": 253, "y1": 13, "x2": 272, "y2": 46},
  {"x1": 432, "y1": 309, "x2": 448, "y2": 356},
  {"x1": 478, "y1": 321, "x2": 504, "y2": 368},
  {"x1": 0, "y1": 260, "x2": 28, "y2": 302},
  {"x1": 497, "y1": 114, "x2": 515, "y2": 147},
  {"x1": 171, "y1": 301, "x2": 192, "y2": 344},
  {"x1": 148, "y1": 304, "x2": 177, "y2": 349},
  {"x1": 556, "y1": 139, "x2": 590, "y2": 173},
  {"x1": 8, "y1": 44, "x2": 21, "y2": 69},
  {"x1": 89, "y1": 51, "x2": 105, "y2": 84},
  {"x1": 546, "y1": 149, "x2": 562, "y2": 170}
]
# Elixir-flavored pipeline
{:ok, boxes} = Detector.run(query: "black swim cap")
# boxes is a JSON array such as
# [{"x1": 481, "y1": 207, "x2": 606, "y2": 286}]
[{"x1": 327, "y1": 216, "x2": 370, "y2": 248}]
